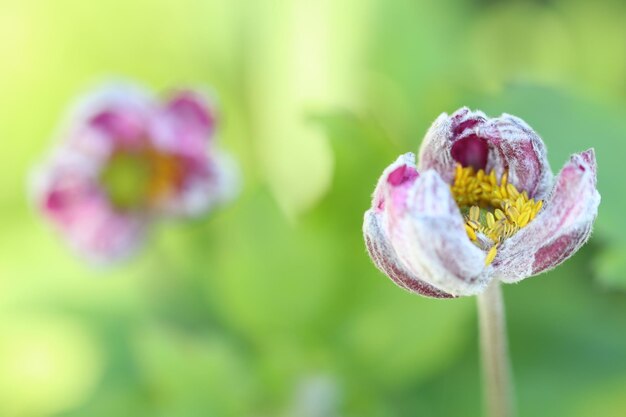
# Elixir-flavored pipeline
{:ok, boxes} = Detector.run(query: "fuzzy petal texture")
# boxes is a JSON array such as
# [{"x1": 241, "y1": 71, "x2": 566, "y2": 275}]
[
  {"x1": 364, "y1": 211, "x2": 455, "y2": 298},
  {"x1": 495, "y1": 149, "x2": 600, "y2": 282},
  {"x1": 364, "y1": 154, "x2": 455, "y2": 298},
  {"x1": 365, "y1": 153, "x2": 492, "y2": 297},
  {"x1": 418, "y1": 107, "x2": 553, "y2": 199},
  {"x1": 367, "y1": 108, "x2": 600, "y2": 297}
]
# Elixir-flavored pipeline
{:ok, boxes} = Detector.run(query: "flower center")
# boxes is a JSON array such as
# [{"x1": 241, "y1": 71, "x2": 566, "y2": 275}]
[
  {"x1": 100, "y1": 147, "x2": 184, "y2": 211},
  {"x1": 450, "y1": 164, "x2": 543, "y2": 265}
]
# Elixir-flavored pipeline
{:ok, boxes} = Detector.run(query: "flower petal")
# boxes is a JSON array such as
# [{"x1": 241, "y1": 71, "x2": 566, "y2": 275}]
[
  {"x1": 31, "y1": 150, "x2": 146, "y2": 265},
  {"x1": 363, "y1": 210, "x2": 455, "y2": 298},
  {"x1": 158, "y1": 150, "x2": 240, "y2": 217},
  {"x1": 479, "y1": 113, "x2": 553, "y2": 200},
  {"x1": 370, "y1": 154, "x2": 492, "y2": 296},
  {"x1": 165, "y1": 89, "x2": 216, "y2": 135},
  {"x1": 494, "y1": 149, "x2": 600, "y2": 282},
  {"x1": 150, "y1": 89, "x2": 217, "y2": 160},
  {"x1": 417, "y1": 114, "x2": 454, "y2": 182},
  {"x1": 146, "y1": 91, "x2": 235, "y2": 217},
  {"x1": 371, "y1": 153, "x2": 419, "y2": 214},
  {"x1": 418, "y1": 108, "x2": 553, "y2": 199},
  {"x1": 69, "y1": 82, "x2": 155, "y2": 155}
]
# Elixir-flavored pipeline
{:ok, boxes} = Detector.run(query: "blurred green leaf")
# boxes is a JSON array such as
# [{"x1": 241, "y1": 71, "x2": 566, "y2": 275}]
[{"x1": 592, "y1": 244, "x2": 626, "y2": 291}]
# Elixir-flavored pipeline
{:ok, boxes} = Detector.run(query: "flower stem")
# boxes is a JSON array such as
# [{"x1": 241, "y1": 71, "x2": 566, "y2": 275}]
[{"x1": 477, "y1": 280, "x2": 516, "y2": 417}]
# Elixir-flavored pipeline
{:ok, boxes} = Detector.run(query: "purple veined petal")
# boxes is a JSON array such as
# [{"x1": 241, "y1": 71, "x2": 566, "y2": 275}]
[
  {"x1": 478, "y1": 114, "x2": 553, "y2": 200},
  {"x1": 375, "y1": 156, "x2": 492, "y2": 296},
  {"x1": 366, "y1": 153, "x2": 458, "y2": 297},
  {"x1": 494, "y1": 149, "x2": 600, "y2": 283},
  {"x1": 31, "y1": 149, "x2": 147, "y2": 265},
  {"x1": 371, "y1": 152, "x2": 419, "y2": 214},
  {"x1": 418, "y1": 107, "x2": 488, "y2": 183},
  {"x1": 363, "y1": 210, "x2": 456, "y2": 298},
  {"x1": 418, "y1": 108, "x2": 553, "y2": 200},
  {"x1": 66, "y1": 82, "x2": 155, "y2": 155}
]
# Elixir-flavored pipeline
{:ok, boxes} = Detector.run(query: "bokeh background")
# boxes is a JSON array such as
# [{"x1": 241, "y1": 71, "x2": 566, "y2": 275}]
[{"x1": 1, "y1": 0, "x2": 626, "y2": 416}]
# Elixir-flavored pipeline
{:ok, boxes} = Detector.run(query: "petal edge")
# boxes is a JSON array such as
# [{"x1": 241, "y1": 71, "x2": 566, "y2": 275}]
[{"x1": 495, "y1": 149, "x2": 600, "y2": 282}]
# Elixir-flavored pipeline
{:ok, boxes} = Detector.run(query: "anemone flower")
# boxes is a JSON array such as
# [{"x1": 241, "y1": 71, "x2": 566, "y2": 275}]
[
  {"x1": 363, "y1": 107, "x2": 600, "y2": 417},
  {"x1": 33, "y1": 83, "x2": 238, "y2": 264}
]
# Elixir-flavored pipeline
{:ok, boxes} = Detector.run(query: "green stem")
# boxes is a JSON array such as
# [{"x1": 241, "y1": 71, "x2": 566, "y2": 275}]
[{"x1": 477, "y1": 280, "x2": 516, "y2": 417}]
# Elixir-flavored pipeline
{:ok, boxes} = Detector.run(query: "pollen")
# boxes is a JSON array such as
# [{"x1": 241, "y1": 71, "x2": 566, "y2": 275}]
[{"x1": 451, "y1": 164, "x2": 543, "y2": 265}]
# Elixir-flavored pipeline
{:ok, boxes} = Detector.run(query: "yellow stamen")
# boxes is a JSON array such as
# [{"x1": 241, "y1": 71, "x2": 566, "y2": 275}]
[
  {"x1": 486, "y1": 212, "x2": 495, "y2": 228},
  {"x1": 485, "y1": 246, "x2": 498, "y2": 265},
  {"x1": 465, "y1": 224, "x2": 477, "y2": 241},
  {"x1": 451, "y1": 163, "x2": 543, "y2": 261},
  {"x1": 469, "y1": 206, "x2": 480, "y2": 222}
]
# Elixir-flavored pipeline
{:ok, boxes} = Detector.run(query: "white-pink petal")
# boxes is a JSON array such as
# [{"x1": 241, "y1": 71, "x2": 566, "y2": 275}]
[
  {"x1": 158, "y1": 150, "x2": 240, "y2": 217},
  {"x1": 368, "y1": 154, "x2": 493, "y2": 296},
  {"x1": 67, "y1": 82, "x2": 155, "y2": 156},
  {"x1": 363, "y1": 210, "x2": 456, "y2": 298},
  {"x1": 31, "y1": 151, "x2": 146, "y2": 265},
  {"x1": 384, "y1": 169, "x2": 491, "y2": 296},
  {"x1": 495, "y1": 149, "x2": 600, "y2": 282},
  {"x1": 417, "y1": 108, "x2": 553, "y2": 200}
]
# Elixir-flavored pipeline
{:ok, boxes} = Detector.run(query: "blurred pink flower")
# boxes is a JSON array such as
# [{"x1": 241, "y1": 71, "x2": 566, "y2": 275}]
[
  {"x1": 32, "y1": 83, "x2": 238, "y2": 264},
  {"x1": 363, "y1": 108, "x2": 600, "y2": 298}
]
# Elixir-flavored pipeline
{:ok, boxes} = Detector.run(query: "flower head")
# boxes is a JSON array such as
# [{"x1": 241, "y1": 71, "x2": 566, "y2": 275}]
[
  {"x1": 363, "y1": 108, "x2": 600, "y2": 298},
  {"x1": 32, "y1": 82, "x2": 238, "y2": 264}
]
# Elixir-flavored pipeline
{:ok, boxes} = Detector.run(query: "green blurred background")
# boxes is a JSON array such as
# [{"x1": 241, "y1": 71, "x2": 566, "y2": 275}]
[{"x1": 1, "y1": 0, "x2": 626, "y2": 416}]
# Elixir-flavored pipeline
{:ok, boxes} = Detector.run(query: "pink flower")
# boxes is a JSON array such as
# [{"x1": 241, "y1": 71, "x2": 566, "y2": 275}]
[
  {"x1": 363, "y1": 108, "x2": 600, "y2": 298},
  {"x1": 32, "y1": 83, "x2": 238, "y2": 264}
]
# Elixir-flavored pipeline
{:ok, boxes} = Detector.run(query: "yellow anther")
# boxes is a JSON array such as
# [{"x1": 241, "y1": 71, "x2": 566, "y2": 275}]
[
  {"x1": 469, "y1": 206, "x2": 480, "y2": 222},
  {"x1": 506, "y1": 183, "x2": 519, "y2": 199},
  {"x1": 467, "y1": 220, "x2": 480, "y2": 230},
  {"x1": 451, "y1": 164, "x2": 543, "y2": 254},
  {"x1": 486, "y1": 212, "x2": 495, "y2": 228},
  {"x1": 517, "y1": 210, "x2": 531, "y2": 228},
  {"x1": 485, "y1": 246, "x2": 498, "y2": 265},
  {"x1": 507, "y1": 206, "x2": 520, "y2": 221},
  {"x1": 455, "y1": 164, "x2": 463, "y2": 178},
  {"x1": 465, "y1": 224, "x2": 477, "y2": 241}
]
